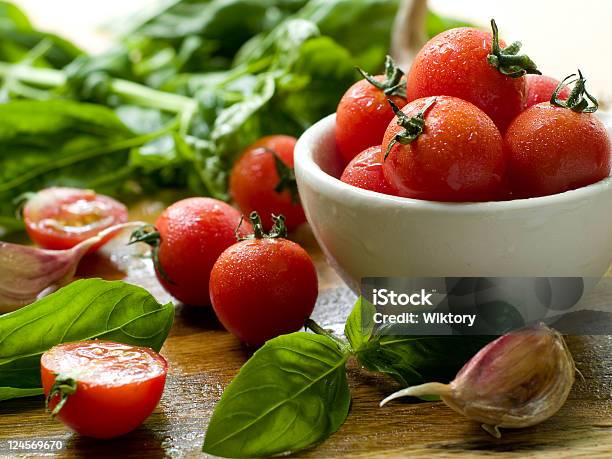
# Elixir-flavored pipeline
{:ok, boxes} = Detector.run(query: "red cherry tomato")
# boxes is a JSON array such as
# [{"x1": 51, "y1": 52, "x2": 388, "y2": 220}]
[
  {"x1": 406, "y1": 21, "x2": 539, "y2": 132},
  {"x1": 505, "y1": 86, "x2": 610, "y2": 198},
  {"x1": 336, "y1": 56, "x2": 408, "y2": 165},
  {"x1": 132, "y1": 198, "x2": 252, "y2": 306},
  {"x1": 229, "y1": 135, "x2": 306, "y2": 231},
  {"x1": 525, "y1": 74, "x2": 571, "y2": 108},
  {"x1": 382, "y1": 96, "x2": 505, "y2": 202},
  {"x1": 340, "y1": 145, "x2": 397, "y2": 195},
  {"x1": 41, "y1": 340, "x2": 167, "y2": 439},
  {"x1": 23, "y1": 187, "x2": 128, "y2": 251},
  {"x1": 210, "y1": 213, "x2": 318, "y2": 346}
]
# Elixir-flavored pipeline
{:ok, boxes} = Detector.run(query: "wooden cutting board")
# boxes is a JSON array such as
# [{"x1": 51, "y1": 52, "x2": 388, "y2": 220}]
[{"x1": 0, "y1": 198, "x2": 611, "y2": 458}]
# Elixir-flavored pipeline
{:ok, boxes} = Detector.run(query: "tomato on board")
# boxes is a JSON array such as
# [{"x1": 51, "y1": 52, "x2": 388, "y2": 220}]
[
  {"x1": 525, "y1": 74, "x2": 571, "y2": 108},
  {"x1": 210, "y1": 213, "x2": 318, "y2": 346},
  {"x1": 229, "y1": 135, "x2": 306, "y2": 232},
  {"x1": 406, "y1": 20, "x2": 540, "y2": 132},
  {"x1": 130, "y1": 197, "x2": 252, "y2": 307},
  {"x1": 340, "y1": 145, "x2": 397, "y2": 195},
  {"x1": 504, "y1": 72, "x2": 611, "y2": 198},
  {"x1": 23, "y1": 187, "x2": 128, "y2": 251},
  {"x1": 336, "y1": 56, "x2": 408, "y2": 165},
  {"x1": 382, "y1": 96, "x2": 505, "y2": 202},
  {"x1": 41, "y1": 340, "x2": 167, "y2": 439}
]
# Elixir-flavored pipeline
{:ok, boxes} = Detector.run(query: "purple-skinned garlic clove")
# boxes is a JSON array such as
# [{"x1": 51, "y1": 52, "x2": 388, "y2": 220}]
[{"x1": 380, "y1": 323, "x2": 575, "y2": 438}]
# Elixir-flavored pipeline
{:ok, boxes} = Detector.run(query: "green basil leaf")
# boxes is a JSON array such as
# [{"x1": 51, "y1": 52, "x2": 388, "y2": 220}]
[
  {"x1": 346, "y1": 297, "x2": 490, "y2": 387},
  {"x1": 0, "y1": 386, "x2": 42, "y2": 402},
  {"x1": 203, "y1": 332, "x2": 351, "y2": 458},
  {"x1": 0, "y1": 279, "x2": 174, "y2": 397}
]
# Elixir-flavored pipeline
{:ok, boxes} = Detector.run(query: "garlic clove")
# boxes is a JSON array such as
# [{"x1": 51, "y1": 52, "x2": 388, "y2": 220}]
[
  {"x1": 0, "y1": 222, "x2": 143, "y2": 313},
  {"x1": 380, "y1": 323, "x2": 575, "y2": 438}
]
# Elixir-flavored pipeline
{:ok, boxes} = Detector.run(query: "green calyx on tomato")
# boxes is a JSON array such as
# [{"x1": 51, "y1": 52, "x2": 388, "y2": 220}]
[
  {"x1": 270, "y1": 150, "x2": 300, "y2": 204},
  {"x1": 384, "y1": 97, "x2": 437, "y2": 159},
  {"x1": 129, "y1": 225, "x2": 175, "y2": 285},
  {"x1": 551, "y1": 70, "x2": 599, "y2": 113},
  {"x1": 45, "y1": 375, "x2": 77, "y2": 417},
  {"x1": 357, "y1": 55, "x2": 406, "y2": 99},
  {"x1": 487, "y1": 19, "x2": 540, "y2": 78},
  {"x1": 238, "y1": 212, "x2": 287, "y2": 241}
]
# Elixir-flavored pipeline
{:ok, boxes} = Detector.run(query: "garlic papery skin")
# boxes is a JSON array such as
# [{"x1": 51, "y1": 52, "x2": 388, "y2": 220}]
[
  {"x1": 380, "y1": 323, "x2": 575, "y2": 438},
  {"x1": 0, "y1": 222, "x2": 144, "y2": 313}
]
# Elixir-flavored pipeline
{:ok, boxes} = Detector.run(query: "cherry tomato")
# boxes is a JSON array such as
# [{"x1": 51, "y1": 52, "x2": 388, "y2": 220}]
[
  {"x1": 41, "y1": 340, "x2": 167, "y2": 439},
  {"x1": 406, "y1": 20, "x2": 539, "y2": 132},
  {"x1": 131, "y1": 198, "x2": 252, "y2": 306},
  {"x1": 210, "y1": 213, "x2": 318, "y2": 346},
  {"x1": 525, "y1": 74, "x2": 571, "y2": 108},
  {"x1": 336, "y1": 56, "x2": 408, "y2": 165},
  {"x1": 23, "y1": 187, "x2": 128, "y2": 251},
  {"x1": 382, "y1": 96, "x2": 505, "y2": 202},
  {"x1": 504, "y1": 73, "x2": 610, "y2": 198},
  {"x1": 229, "y1": 135, "x2": 306, "y2": 231},
  {"x1": 340, "y1": 145, "x2": 397, "y2": 195}
]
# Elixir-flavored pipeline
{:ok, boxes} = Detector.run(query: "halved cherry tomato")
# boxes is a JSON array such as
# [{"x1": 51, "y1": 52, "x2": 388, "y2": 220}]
[
  {"x1": 229, "y1": 135, "x2": 306, "y2": 231},
  {"x1": 525, "y1": 74, "x2": 571, "y2": 108},
  {"x1": 131, "y1": 197, "x2": 252, "y2": 306},
  {"x1": 406, "y1": 20, "x2": 539, "y2": 132},
  {"x1": 382, "y1": 96, "x2": 505, "y2": 202},
  {"x1": 340, "y1": 146, "x2": 397, "y2": 195},
  {"x1": 23, "y1": 187, "x2": 128, "y2": 251},
  {"x1": 336, "y1": 56, "x2": 408, "y2": 165},
  {"x1": 210, "y1": 213, "x2": 318, "y2": 346},
  {"x1": 41, "y1": 340, "x2": 167, "y2": 439},
  {"x1": 505, "y1": 72, "x2": 611, "y2": 198}
]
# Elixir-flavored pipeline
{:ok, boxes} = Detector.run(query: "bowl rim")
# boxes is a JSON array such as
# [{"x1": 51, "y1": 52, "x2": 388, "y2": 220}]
[{"x1": 295, "y1": 113, "x2": 612, "y2": 213}]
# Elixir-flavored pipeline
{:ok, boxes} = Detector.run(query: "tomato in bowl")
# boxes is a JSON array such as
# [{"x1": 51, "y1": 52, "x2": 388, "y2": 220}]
[{"x1": 294, "y1": 113, "x2": 612, "y2": 292}]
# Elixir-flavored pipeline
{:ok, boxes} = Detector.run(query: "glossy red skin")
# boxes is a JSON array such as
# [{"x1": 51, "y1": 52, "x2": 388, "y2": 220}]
[
  {"x1": 155, "y1": 198, "x2": 252, "y2": 306},
  {"x1": 230, "y1": 136, "x2": 306, "y2": 231},
  {"x1": 210, "y1": 238, "x2": 318, "y2": 346},
  {"x1": 340, "y1": 145, "x2": 397, "y2": 195},
  {"x1": 23, "y1": 187, "x2": 128, "y2": 251},
  {"x1": 382, "y1": 96, "x2": 505, "y2": 202},
  {"x1": 336, "y1": 76, "x2": 407, "y2": 165},
  {"x1": 406, "y1": 27, "x2": 526, "y2": 133},
  {"x1": 41, "y1": 341, "x2": 167, "y2": 439},
  {"x1": 504, "y1": 103, "x2": 611, "y2": 198},
  {"x1": 525, "y1": 74, "x2": 571, "y2": 108}
]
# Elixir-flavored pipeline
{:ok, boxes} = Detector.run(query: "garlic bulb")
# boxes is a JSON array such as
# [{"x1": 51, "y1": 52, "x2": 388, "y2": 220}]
[
  {"x1": 380, "y1": 323, "x2": 575, "y2": 437},
  {"x1": 0, "y1": 222, "x2": 141, "y2": 313}
]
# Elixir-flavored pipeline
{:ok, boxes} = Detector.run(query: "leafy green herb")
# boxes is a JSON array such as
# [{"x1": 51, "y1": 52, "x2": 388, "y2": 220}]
[
  {"x1": 203, "y1": 332, "x2": 351, "y2": 458},
  {"x1": 0, "y1": 279, "x2": 174, "y2": 401}
]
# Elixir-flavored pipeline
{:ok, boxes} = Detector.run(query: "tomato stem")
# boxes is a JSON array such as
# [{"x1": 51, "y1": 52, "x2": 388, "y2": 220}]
[
  {"x1": 238, "y1": 212, "x2": 288, "y2": 240},
  {"x1": 551, "y1": 70, "x2": 598, "y2": 113},
  {"x1": 384, "y1": 97, "x2": 436, "y2": 159},
  {"x1": 356, "y1": 55, "x2": 406, "y2": 98},
  {"x1": 46, "y1": 375, "x2": 77, "y2": 417},
  {"x1": 128, "y1": 225, "x2": 176, "y2": 284},
  {"x1": 487, "y1": 19, "x2": 540, "y2": 78}
]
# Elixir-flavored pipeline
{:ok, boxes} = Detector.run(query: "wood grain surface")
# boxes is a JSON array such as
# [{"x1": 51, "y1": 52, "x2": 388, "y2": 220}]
[{"x1": 0, "y1": 199, "x2": 611, "y2": 458}]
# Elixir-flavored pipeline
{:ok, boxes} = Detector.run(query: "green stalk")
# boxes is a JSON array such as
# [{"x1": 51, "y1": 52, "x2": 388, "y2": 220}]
[{"x1": 0, "y1": 62, "x2": 196, "y2": 114}]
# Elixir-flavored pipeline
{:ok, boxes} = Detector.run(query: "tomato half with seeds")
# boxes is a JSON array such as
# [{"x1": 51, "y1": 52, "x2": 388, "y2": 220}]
[
  {"x1": 23, "y1": 187, "x2": 128, "y2": 251},
  {"x1": 340, "y1": 145, "x2": 397, "y2": 195},
  {"x1": 336, "y1": 56, "x2": 408, "y2": 165},
  {"x1": 210, "y1": 213, "x2": 318, "y2": 346},
  {"x1": 41, "y1": 340, "x2": 167, "y2": 439},
  {"x1": 229, "y1": 135, "x2": 306, "y2": 231},
  {"x1": 406, "y1": 20, "x2": 539, "y2": 132},
  {"x1": 382, "y1": 96, "x2": 505, "y2": 202}
]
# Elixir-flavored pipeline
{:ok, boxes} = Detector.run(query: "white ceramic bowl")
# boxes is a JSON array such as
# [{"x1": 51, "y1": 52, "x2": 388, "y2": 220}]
[{"x1": 294, "y1": 113, "x2": 612, "y2": 292}]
